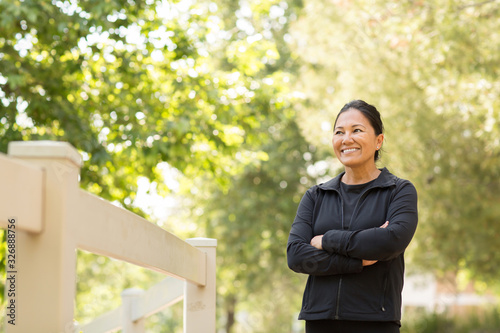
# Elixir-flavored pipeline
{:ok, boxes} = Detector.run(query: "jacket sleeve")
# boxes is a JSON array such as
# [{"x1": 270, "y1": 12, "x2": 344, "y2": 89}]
[
  {"x1": 321, "y1": 180, "x2": 418, "y2": 261},
  {"x1": 287, "y1": 187, "x2": 363, "y2": 276}
]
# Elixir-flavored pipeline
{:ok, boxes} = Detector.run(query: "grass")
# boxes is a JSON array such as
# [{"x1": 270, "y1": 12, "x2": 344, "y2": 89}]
[{"x1": 401, "y1": 307, "x2": 500, "y2": 333}]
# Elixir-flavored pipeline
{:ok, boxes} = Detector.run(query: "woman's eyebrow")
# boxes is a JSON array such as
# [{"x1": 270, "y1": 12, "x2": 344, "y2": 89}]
[{"x1": 334, "y1": 123, "x2": 367, "y2": 130}]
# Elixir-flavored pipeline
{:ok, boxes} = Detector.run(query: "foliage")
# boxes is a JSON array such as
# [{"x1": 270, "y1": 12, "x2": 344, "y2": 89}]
[
  {"x1": 0, "y1": 0, "x2": 306, "y2": 330},
  {"x1": 148, "y1": 1, "x2": 310, "y2": 330},
  {"x1": 0, "y1": 0, "x2": 287, "y2": 202}
]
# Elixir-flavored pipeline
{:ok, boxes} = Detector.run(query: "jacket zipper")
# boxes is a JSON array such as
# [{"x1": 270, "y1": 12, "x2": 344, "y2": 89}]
[
  {"x1": 335, "y1": 277, "x2": 342, "y2": 319},
  {"x1": 334, "y1": 194, "x2": 344, "y2": 319},
  {"x1": 380, "y1": 275, "x2": 388, "y2": 311}
]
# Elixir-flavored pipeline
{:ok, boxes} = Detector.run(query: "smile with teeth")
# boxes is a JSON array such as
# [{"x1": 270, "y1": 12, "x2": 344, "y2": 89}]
[{"x1": 342, "y1": 148, "x2": 359, "y2": 153}]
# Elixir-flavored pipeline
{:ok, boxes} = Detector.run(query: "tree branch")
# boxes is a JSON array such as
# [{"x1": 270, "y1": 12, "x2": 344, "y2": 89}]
[{"x1": 457, "y1": 0, "x2": 498, "y2": 10}]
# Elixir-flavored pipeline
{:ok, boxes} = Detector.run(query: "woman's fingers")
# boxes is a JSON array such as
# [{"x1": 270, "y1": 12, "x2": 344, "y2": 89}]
[
  {"x1": 363, "y1": 259, "x2": 377, "y2": 266},
  {"x1": 310, "y1": 235, "x2": 323, "y2": 250}
]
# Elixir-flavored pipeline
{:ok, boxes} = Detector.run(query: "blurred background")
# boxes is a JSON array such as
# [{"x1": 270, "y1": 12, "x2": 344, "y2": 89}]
[{"x1": 1, "y1": 0, "x2": 499, "y2": 332}]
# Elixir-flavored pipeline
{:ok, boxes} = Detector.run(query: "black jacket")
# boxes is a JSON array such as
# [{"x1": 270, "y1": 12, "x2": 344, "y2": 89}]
[{"x1": 287, "y1": 168, "x2": 418, "y2": 322}]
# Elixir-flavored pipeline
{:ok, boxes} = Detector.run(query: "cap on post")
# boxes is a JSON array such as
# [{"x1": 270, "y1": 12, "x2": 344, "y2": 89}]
[
  {"x1": 8, "y1": 141, "x2": 82, "y2": 167},
  {"x1": 186, "y1": 238, "x2": 217, "y2": 247}
]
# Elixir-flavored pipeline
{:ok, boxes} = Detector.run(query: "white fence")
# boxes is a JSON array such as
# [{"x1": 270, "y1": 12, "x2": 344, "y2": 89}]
[{"x1": 0, "y1": 141, "x2": 216, "y2": 332}]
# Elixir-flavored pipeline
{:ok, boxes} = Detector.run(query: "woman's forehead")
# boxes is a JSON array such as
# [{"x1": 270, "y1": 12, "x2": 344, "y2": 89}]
[{"x1": 335, "y1": 109, "x2": 370, "y2": 127}]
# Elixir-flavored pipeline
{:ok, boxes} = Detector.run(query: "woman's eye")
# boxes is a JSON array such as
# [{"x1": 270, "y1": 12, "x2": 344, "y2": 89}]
[
  {"x1": 354, "y1": 128, "x2": 362, "y2": 133},
  {"x1": 334, "y1": 130, "x2": 343, "y2": 135}
]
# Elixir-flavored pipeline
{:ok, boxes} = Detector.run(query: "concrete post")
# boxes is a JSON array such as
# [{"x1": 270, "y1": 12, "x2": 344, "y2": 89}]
[
  {"x1": 121, "y1": 288, "x2": 146, "y2": 333},
  {"x1": 184, "y1": 238, "x2": 217, "y2": 333},
  {"x1": 6, "y1": 141, "x2": 81, "y2": 332}
]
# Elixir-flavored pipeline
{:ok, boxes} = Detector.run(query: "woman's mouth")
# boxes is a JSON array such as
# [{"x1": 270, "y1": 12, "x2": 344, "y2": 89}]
[{"x1": 342, "y1": 148, "x2": 359, "y2": 153}]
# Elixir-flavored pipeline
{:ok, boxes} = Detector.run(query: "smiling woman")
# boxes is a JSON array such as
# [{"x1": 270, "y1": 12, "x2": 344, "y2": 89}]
[
  {"x1": 332, "y1": 100, "x2": 384, "y2": 184},
  {"x1": 287, "y1": 100, "x2": 418, "y2": 333}
]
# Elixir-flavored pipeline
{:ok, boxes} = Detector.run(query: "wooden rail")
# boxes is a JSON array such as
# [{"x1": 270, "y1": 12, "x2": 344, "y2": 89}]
[{"x1": 1, "y1": 141, "x2": 216, "y2": 332}]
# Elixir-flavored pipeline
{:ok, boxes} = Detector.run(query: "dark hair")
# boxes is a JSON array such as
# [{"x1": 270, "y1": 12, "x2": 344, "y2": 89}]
[{"x1": 334, "y1": 100, "x2": 384, "y2": 161}]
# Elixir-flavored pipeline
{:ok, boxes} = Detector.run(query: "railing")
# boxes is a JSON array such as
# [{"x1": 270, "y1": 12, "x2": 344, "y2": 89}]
[
  {"x1": 79, "y1": 276, "x2": 184, "y2": 332},
  {"x1": 0, "y1": 141, "x2": 216, "y2": 332}
]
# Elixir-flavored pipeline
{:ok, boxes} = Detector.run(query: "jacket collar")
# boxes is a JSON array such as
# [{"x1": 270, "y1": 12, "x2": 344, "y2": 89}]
[{"x1": 318, "y1": 167, "x2": 397, "y2": 191}]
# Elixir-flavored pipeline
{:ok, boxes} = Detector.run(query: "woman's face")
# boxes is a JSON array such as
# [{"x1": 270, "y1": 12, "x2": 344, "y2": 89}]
[{"x1": 332, "y1": 108, "x2": 384, "y2": 169}]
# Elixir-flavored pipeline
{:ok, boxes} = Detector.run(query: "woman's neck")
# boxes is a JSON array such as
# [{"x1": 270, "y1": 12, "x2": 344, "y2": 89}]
[{"x1": 342, "y1": 165, "x2": 381, "y2": 185}]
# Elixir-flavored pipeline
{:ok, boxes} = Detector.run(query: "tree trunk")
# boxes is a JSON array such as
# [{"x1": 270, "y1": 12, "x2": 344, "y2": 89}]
[{"x1": 225, "y1": 295, "x2": 237, "y2": 333}]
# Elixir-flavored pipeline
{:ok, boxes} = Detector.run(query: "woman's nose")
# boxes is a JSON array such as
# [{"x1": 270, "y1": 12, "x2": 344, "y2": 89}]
[{"x1": 342, "y1": 132, "x2": 354, "y2": 144}]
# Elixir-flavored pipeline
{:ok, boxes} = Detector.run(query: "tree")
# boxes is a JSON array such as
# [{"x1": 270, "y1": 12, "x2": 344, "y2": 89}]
[
  {"x1": 0, "y1": 0, "x2": 279, "y2": 201},
  {"x1": 0, "y1": 0, "x2": 308, "y2": 330}
]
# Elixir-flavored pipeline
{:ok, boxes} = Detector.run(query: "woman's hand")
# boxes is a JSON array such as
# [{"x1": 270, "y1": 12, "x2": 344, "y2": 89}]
[
  {"x1": 362, "y1": 259, "x2": 378, "y2": 266},
  {"x1": 379, "y1": 221, "x2": 389, "y2": 229},
  {"x1": 362, "y1": 221, "x2": 389, "y2": 266},
  {"x1": 310, "y1": 235, "x2": 323, "y2": 250}
]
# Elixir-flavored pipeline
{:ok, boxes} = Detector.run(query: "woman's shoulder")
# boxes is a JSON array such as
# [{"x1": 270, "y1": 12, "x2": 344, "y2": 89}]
[
  {"x1": 389, "y1": 175, "x2": 418, "y2": 198},
  {"x1": 382, "y1": 168, "x2": 415, "y2": 186},
  {"x1": 392, "y1": 174, "x2": 416, "y2": 189},
  {"x1": 379, "y1": 168, "x2": 418, "y2": 198},
  {"x1": 304, "y1": 184, "x2": 322, "y2": 197}
]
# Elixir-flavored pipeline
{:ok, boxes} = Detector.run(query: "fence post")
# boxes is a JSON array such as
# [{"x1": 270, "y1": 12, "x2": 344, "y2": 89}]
[
  {"x1": 184, "y1": 238, "x2": 217, "y2": 333},
  {"x1": 121, "y1": 288, "x2": 146, "y2": 333},
  {"x1": 6, "y1": 141, "x2": 81, "y2": 332}
]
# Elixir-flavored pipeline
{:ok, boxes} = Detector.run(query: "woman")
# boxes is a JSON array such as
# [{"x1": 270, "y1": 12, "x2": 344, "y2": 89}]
[{"x1": 287, "y1": 100, "x2": 418, "y2": 332}]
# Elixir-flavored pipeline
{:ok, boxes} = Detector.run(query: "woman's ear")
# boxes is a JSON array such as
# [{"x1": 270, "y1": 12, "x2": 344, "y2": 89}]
[{"x1": 376, "y1": 133, "x2": 384, "y2": 149}]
